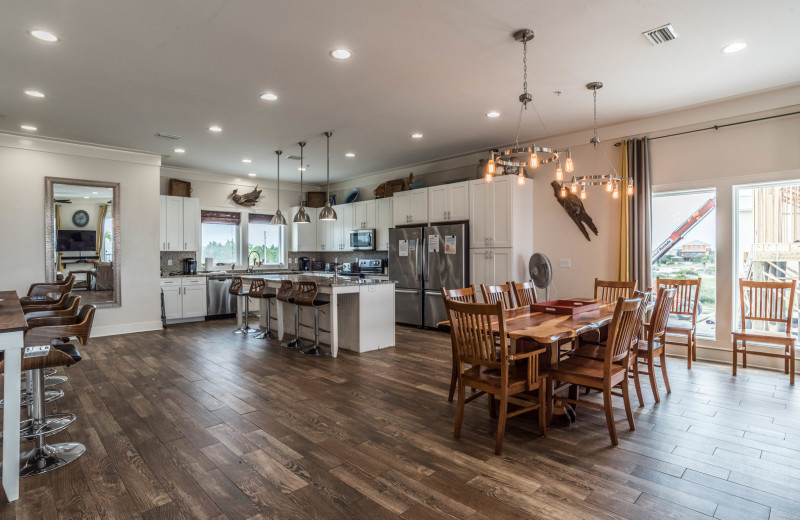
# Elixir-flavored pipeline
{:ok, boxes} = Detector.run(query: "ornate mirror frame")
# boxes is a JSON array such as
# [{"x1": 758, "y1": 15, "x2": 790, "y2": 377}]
[{"x1": 44, "y1": 177, "x2": 121, "y2": 308}]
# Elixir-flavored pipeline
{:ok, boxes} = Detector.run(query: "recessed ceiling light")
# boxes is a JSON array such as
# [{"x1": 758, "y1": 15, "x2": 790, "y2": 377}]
[
  {"x1": 486, "y1": 111, "x2": 501, "y2": 118},
  {"x1": 298, "y1": 167, "x2": 306, "y2": 171},
  {"x1": 260, "y1": 92, "x2": 278, "y2": 101},
  {"x1": 411, "y1": 133, "x2": 423, "y2": 139},
  {"x1": 330, "y1": 49, "x2": 352, "y2": 60},
  {"x1": 242, "y1": 158, "x2": 252, "y2": 163},
  {"x1": 20, "y1": 124, "x2": 37, "y2": 131},
  {"x1": 174, "y1": 148, "x2": 185, "y2": 154},
  {"x1": 29, "y1": 30, "x2": 59, "y2": 42},
  {"x1": 25, "y1": 90, "x2": 45, "y2": 98},
  {"x1": 209, "y1": 125, "x2": 222, "y2": 132},
  {"x1": 92, "y1": 192, "x2": 98, "y2": 195},
  {"x1": 84, "y1": 196, "x2": 89, "y2": 199},
  {"x1": 345, "y1": 152, "x2": 355, "y2": 158},
  {"x1": 248, "y1": 173, "x2": 257, "y2": 177},
  {"x1": 722, "y1": 42, "x2": 747, "y2": 53}
]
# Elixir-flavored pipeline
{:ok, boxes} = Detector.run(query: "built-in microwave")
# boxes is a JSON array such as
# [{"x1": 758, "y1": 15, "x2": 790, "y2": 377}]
[{"x1": 349, "y1": 229, "x2": 376, "y2": 250}]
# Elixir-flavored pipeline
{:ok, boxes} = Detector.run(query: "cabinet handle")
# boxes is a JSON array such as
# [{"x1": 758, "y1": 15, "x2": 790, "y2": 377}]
[
  {"x1": 184, "y1": 242, "x2": 187, "y2": 250},
  {"x1": 168, "y1": 242, "x2": 170, "y2": 249}
]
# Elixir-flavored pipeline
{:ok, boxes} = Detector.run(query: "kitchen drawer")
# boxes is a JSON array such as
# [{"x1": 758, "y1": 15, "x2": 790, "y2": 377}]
[
  {"x1": 160, "y1": 278, "x2": 181, "y2": 287},
  {"x1": 181, "y1": 277, "x2": 206, "y2": 286}
]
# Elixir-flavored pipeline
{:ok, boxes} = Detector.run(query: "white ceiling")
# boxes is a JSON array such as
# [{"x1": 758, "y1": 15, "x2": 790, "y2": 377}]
[{"x1": 2, "y1": 1, "x2": 799, "y2": 183}]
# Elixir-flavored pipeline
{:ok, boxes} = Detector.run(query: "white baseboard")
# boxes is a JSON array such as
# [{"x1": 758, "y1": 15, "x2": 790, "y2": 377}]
[
  {"x1": 90, "y1": 321, "x2": 163, "y2": 338},
  {"x1": 667, "y1": 343, "x2": 797, "y2": 374}
]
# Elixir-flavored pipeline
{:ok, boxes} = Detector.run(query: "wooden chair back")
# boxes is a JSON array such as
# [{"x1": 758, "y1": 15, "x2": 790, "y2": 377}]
[
  {"x1": 27, "y1": 277, "x2": 75, "y2": 299},
  {"x1": 247, "y1": 279, "x2": 266, "y2": 298},
  {"x1": 480, "y1": 284, "x2": 515, "y2": 309},
  {"x1": 294, "y1": 281, "x2": 319, "y2": 307},
  {"x1": 25, "y1": 305, "x2": 96, "y2": 347},
  {"x1": 656, "y1": 278, "x2": 701, "y2": 323},
  {"x1": 441, "y1": 285, "x2": 477, "y2": 303},
  {"x1": 594, "y1": 278, "x2": 637, "y2": 303},
  {"x1": 26, "y1": 274, "x2": 75, "y2": 297},
  {"x1": 446, "y1": 299, "x2": 506, "y2": 369},
  {"x1": 739, "y1": 279, "x2": 796, "y2": 331},
  {"x1": 648, "y1": 287, "x2": 676, "y2": 341},
  {"x1": 24, "y1": 295, "x2": 81, "y2": 320},
  {"x1": 511, "y1": 280, "x2": 538, "y2": 307},
  {"x1": 21, "y1": 291, "x2": 71, "y2": 310},
  {"x1": 228, "y1": 277, "x2": 243, "y2": 295},
  {"x1": 605, "y1": 296, "x2": 645, "y2": 369},
  {"x1": 276, "y1": 280, "x2": 294, "y2": 302}
]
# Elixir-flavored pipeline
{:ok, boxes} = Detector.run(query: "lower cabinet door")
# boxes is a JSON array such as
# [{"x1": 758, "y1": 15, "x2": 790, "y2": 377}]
[
  {"x1": 162, "y1": 286, "x2": 182, "y2": 319},
  {"x1": 182, "y1": 285, "x2": 207, "y2": 318}
]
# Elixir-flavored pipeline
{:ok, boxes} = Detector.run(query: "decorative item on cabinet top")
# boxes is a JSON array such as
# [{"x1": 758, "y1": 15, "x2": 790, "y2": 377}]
[
  {"x1": 229, "y1": 186, "x2": 262, "y2": 207},
  {"x1": 168, "y1": 179, "x2": 192, "y2": 197}
]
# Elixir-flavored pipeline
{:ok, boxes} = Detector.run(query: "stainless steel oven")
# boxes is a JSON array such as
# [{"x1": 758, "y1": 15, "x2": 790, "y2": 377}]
[{"x1": 349, "y1": 229, "x2": 376, "y2": 250}]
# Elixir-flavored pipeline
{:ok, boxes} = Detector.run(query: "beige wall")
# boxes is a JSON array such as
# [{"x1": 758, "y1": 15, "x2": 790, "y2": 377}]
[{"x1": 0, "y1": 134, "x2": 162, "y2": 336}]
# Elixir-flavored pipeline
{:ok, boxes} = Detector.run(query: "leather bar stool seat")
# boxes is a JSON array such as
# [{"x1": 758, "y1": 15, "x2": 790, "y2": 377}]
[
  {"x1": 295, "y1": 281, "x2": 331, "y2": 356},
  {"x1": 229, "y1": 277, "x2": 257, "y2": 334},
  {"x1": 247, "y1": 279, "x2": 277, "y2": 340}
]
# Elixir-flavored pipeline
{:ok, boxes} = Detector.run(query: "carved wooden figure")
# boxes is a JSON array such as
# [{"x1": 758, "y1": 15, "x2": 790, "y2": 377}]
[
  {"x1": 229, "y1": 186, "x2": 262, "y2": 207},
  {"x1": 550, "y1": 180, "x2": 598, "y2": 241}
]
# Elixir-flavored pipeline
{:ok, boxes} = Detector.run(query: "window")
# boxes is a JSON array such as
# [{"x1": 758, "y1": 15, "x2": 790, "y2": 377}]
[
  {"x1": 651, "y1": 190, "x2": 717, "y2": 338},
  {"x1": 735, "y1": 182, "x2": 800, "y2": 334},
  {"x1": 102, "y1": 216, "x2": 113, "y2": 262},
  {"x1": 248, "y1": 213, "x2": 282, "y2": 265},
  {"x1": 201, "y1": 210, "x2": 240, "y2": 265}
]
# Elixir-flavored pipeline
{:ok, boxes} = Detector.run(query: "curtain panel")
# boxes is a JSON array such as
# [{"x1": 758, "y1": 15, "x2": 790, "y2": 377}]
[{"x1": 626, "y1": 138, "x2": 652, "y2": 291}]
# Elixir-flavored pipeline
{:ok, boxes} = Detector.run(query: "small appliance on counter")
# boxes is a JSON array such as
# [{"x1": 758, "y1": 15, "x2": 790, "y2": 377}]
[
  {"x1": 298, "y1": 257, "x2": 310, "y2": 271},
  {"x1": 311, "y1": 261, "x2": 325, "y2": 271},
  {"x1": 182, "y1": 258, "x2": 197, "y2": 275}
]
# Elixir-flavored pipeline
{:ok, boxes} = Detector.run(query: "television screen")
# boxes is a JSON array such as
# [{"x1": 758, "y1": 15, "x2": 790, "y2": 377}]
[{"x1": 56, "y1": 230, "x2": 97, "y2": 252}]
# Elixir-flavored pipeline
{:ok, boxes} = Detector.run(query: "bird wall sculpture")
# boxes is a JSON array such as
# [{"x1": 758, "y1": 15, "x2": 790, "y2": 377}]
[
  {"x1": 550, "y1": 180, "x2": 598, "y2": 241},
  {"x1": 229, "y1": 186, "x2": 262, "y2": 207}
]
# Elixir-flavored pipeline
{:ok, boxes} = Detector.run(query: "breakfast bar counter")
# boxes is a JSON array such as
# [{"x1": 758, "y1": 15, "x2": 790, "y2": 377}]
[{"x1": 242, "y1": 275, "x2": 396, "y2": 357}]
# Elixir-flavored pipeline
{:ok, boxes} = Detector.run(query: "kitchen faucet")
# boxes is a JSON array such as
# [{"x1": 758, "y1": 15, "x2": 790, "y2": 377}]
[{"x1": 247, "y1": 251, "x2": 261, "y2": 273}]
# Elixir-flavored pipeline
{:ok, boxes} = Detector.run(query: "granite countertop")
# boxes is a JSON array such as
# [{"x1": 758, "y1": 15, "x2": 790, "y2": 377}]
[{"x1": 244, "y1": 273, "x2": 396, "y2": 287}]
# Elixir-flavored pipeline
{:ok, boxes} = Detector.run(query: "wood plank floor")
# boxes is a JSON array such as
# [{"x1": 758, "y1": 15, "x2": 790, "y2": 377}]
[{"x1": 2, "y1": 320, "x2": 800, "y2": 519}]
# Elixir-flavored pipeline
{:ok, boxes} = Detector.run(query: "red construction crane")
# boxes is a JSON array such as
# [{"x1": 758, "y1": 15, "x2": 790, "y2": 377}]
[{"x1": 651, "y1": 198, "x2": 716, "y2": 263}]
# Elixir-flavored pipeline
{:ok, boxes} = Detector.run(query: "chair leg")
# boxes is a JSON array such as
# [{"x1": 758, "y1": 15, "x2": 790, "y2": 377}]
[
  {"x1": 692, "y1": 331, "x2": 697, "y2": 361},
  {"x1": 495, "y1": 394, "x2": 508, "y2": 455},
  {"x1": 621, "y1": 376, "x2": 635, "y2": 431},
  {"x1": 242, "y1": 297, "x2": 257, "y2": 334},
  {"x1": 791, "y1": 345, "x2": 795, "y2": 386},
  {"x1": 742, "y1": 340, "x2": 747, "y2": 368},
  {"x1": 632, "y1": 358, "x2": 644, "y2": 407},
  {"x1": 603, "y1": 384, "x2": 618, "y2": 446},
  {"x1": 687, "y1": 333, "x2": 692, "y2": 370},
  {"x1": 660, "y1": 351, "x2": 671, "y2": 394},
  {"x1": 538, "y1": 380, "x2": 547, "y2": 436},
  {"x1": 254, "y1": 299, "x2": 277, "y2": 340},
  {"x1": 488, "y1": 394, "x2": 497, "y2": 419},
  {"x1": 448, "y1": 356, "x2": 457, "y2": 402},
  {"x1": 301, "y1": 308, "x2": 327, "y2": 356},
  {"x1": 281, "y1": 306, "x2": 300, "y2": 348},
  {"x1": 732, "y1": 339, "x2": 738, "y2": 376},
  {"x1": 649, "y1": 356, "x2": 660, "y2": 403},
  {"x1": 454, "y1": 382, "x2": 465, "y2": 439}
]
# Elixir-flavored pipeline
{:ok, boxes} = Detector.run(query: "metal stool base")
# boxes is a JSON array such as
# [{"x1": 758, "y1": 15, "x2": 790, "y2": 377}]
[
  {"x1": 281, "y1": 338, "x2": 301, "y2": 349},
  {"x1": 0, "y1": 414, "x2": 77, "y2": 443},
  {"x1": 0, "y1": 389, "x2": 63, "y2": 409},
  {"x1": 17, "y1": 442, "x2": 86, "y2": 477},
  {"x1": 253, "y1": 330, "x2": 276, "y2": 340},
  {"x1": 300, "y1": 345, "x2": 328, "y2": 356},
  {"x1": 44, "y1": 375, "x2": 69, "y2": 388}
]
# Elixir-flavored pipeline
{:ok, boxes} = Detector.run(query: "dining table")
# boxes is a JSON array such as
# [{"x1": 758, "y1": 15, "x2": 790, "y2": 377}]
[{"x1": 0, "y1": 291, "x2": 28, "y2": 502}]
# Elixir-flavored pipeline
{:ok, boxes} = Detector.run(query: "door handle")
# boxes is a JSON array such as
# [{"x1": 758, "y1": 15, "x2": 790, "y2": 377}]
[
  {"x1": 168, "y1": 242, "x2": 170, "y2": 249},
  {"x1": 423, "y1": 236, "x2": 429, "y2": 282},
  {"x1": 184, "y1": 242, "x2": 187, "y2": 250}
]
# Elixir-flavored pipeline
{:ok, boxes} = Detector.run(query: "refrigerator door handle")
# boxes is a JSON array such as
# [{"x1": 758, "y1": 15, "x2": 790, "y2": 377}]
[
  {"x1": 416, "y1": 237, "x2": 422, "y2": 280},
  {"x1": 395, "y1": 288, "x2": 421, "y2": 294},
  {"x1": 423, "y1": 235, "x2": 429, "y2": 282}
]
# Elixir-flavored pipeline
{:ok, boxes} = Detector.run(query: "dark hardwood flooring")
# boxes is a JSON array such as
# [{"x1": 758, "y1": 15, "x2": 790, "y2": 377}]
[{"x1": 1, "y1": 320, "x2": 800, "y2": 519}]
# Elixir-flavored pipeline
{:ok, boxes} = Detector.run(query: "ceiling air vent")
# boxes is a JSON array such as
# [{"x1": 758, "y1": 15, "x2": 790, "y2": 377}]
[
  {"x1": 155, "y1": 132, "x2": 181, "y2": 140},
  {"x1": 643, "y1": 24, "x2": 677, "y2": 46},
  {"x1": 286, "y1": 155, "x2": 301, "y2": 160}
]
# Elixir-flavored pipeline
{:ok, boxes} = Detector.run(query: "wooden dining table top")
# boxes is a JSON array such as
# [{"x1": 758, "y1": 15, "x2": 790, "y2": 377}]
[
  {"x1": 0, "y1": 291, "x2": 28, "y2": 334},
  {"x1": 438, "y1": 299, "x2": 617, "y2": 344}
]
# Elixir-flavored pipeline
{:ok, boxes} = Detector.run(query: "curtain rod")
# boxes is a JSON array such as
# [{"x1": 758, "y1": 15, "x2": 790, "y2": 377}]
[{"x1": 614, "y1": 109, "x2": 800, "y2": 146}]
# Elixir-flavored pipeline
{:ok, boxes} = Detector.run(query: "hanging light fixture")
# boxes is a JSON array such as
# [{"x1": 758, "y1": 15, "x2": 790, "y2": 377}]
[
  {"x1": 271, "y1": 150, "x2": 287, "y2": 226},
  {"x1": 319, "y1": 131, "x2": 337, "y2": 221},
  {"x1": 293, "y1": 141, "x2": 311, "y2": 224},
  {"x1": 565, "y1": 82, "x2": 634, "y2": 200},
  {"x1": 487, "y1": 29, "x2": 568, "y2": 183}
]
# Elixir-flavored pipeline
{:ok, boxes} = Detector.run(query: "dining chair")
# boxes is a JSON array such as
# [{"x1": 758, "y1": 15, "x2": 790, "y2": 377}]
[
  {"x1": 733, "y1": 279, "x2": 797, "y2": 385},
  {"x1": 594, "y1": 278, "x2": 637, "y2": 303},
  {"x1": 446, "y1": 299, "x2": 548, "y2": 455},
  {"x1": 549, "y1": 295, "x2": 645, "y2": 446},
  {"x1": 441, "y1": 286, "x2": 477, "y2": 402},
  {"x1": 635, "y1": 286, "x2": 676, "y2": 402},
  {"x1": 656, "y1": 277, "x2": 702, "y2": 368},
  {"x1": 480, "y1": 283, "x2": 515, "y2": 309},
  {"x1": 511, "y1": 280, "x2": 538, "y2": 307}
]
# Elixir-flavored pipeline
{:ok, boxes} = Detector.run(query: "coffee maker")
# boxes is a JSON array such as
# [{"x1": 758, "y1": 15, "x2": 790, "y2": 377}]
[
  {"x1": 298, "y1": 257, "x2": 310, "y2": 271},
  {"x1": 182, "y1": 258, "x2": 197, "y2": 275}
]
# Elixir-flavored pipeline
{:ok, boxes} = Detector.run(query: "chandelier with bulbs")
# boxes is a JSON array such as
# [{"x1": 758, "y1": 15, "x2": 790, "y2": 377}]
[
  {"x1": 485, "y1": 29, "x2": 574, "y2": 186},
  {"x1": 559, "y1": 82, "x2": 634, "y2": 201}
]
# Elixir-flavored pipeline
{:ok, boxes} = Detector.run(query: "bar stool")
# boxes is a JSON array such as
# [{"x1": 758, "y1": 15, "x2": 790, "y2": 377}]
[
  {"x1": 277, "y1": 281, "x2": 302, "y2": 349},
  {"x1": 229, "y1": 277, "x2": 257, "y2": 334},
  {"x1": 247, "y1": 279, "x2": 277, "y2": 340},
  {"x1": 295, "y1": 281, "x2": 330, "y2": 357},
  {"x1": 20, "y1": 276, "x2": 75, "y2": 305}
]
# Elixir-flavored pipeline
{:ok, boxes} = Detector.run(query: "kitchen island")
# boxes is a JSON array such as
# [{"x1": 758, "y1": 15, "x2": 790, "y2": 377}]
[{"x1": 242, "y1": 274, "x2": 395, "y2": 357}]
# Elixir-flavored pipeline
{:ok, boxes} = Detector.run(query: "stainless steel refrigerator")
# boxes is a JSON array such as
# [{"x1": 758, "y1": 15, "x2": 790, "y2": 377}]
[{"x1": 389, "y1": 223, "x2": 468, "y2": 328}]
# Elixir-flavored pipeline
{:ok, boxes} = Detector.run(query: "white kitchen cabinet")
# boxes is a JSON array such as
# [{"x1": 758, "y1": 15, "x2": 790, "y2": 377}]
[
  {"x1": 161, "y1": 277, "x2": 207, "y2": 321},
  {"x1": 392, "y1": 189, "x2": 428, "y2": 226},
  {"x1": 160, "y1": 195, "x2": 200, "y2": 252},
  {"x1": 470, "y1": 248, "x2": 514, "y2": 293},
  {"x1": 342, "y1": 204, "x2": 357, "y2": 251},
  {"x1": 317, "y1": 216, "x2": 329, "y2": 251},
  {"x1": 329, "y1": 205, "x2": 346, "y2": 251},
  {"x1": 354, "y1": 200, "x2": 376, "y2": 230},
  {"x1": 469, "y1": 176, "x2": 528, "y2": 249},
  {"x1": 290, "y1": 206, "x2": 318, "y2": 252},
  {"x1": 161, "y1": 284, "x2": 182, "y2": 319},
  {"x1": 376, "y1": 198, "x2": 392, "y2": 250},
  {"x1": 428, "y1": 181, "x2": 470, "y2": 223}
]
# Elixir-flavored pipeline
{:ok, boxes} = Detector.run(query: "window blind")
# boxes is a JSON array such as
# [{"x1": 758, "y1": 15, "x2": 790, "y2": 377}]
[
  {"x1": 201, "y1": 210, "x2": 241, "y2": 224},
  {"x1": 248, "y1": 213, "x2": 274, "y2": 223}
]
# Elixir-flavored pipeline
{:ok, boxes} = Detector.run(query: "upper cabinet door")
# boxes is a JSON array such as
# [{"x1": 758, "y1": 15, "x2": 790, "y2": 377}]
[
  {"x1": 317, "y1": 215, "x2": 329, "y2": 251},
  {"x1": 290, "y1": 206, "x2": 318, "y2": 252},
  {"x1": 182, "y1": 198, "x2": 200, "y2": 252},
  {"x1": 165, "y1": 196, "x2": 183, "y2": 251},
  {"x1": 408, "y1": 189, "x2": 428, "y2": 225},
  {"x1": 328, "y1": 205, "x2": 345, "y2": 250},
  {"x1": 160, "y1": 196, "x2": 168, "y2": 251},
  {"x1": 490, "y1": 176, "x2": 513, "y2": 248},
  {"x1": 447, "y1": 182, "x2": 470, "y2": 221},
  {"x1": 469, "y1": 180, "x2": 490, "y2": 249},
  {"x1": 427, "y1": 186, "x2": 447, "y2": 223},
  {"x1": 342, "y1": 204, "x2": 357, "y2": 251},
  {"x1": 376, "y1": 198, "x2": 392, "y2": 250},
  {"x1": 392, "y1": 192, "x2": 409, "y2": 226},
  {"x1": 361, "y1": 200, "x2": 376, "y2": 229}
]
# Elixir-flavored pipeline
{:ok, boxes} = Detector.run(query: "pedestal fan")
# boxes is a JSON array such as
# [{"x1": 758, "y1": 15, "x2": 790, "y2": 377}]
[{"x1": 529, "y1": 253, "x2": 553, "y2": 301}]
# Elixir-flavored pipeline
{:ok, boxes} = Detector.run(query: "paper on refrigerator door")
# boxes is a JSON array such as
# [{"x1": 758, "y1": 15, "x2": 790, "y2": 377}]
[
  {"x1": 444, "y1": 235, "x2": 457, "y2": 254},
  {"x1": 399, "y1": 240, "x2": 409, "y2": 257},
  {"x1": 428, "y1": 234, "x2": 439, "y2": 253}
]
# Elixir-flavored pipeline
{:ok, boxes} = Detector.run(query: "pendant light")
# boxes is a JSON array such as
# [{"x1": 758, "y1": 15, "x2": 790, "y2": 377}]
[
  {"x1": 270, "y1": 150, "x2": 287, "y2": 226},
  {"x1": 293, "y1": 141, "x2": 311, "y2": 224},
  {"x1": 318, "y1": 131, "x2": 337, "y2": 221}
]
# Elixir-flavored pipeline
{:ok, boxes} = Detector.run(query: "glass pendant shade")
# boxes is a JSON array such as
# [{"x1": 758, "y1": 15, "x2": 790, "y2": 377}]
[
  {"x1": 319, "y1": 202, "x2": 337, "y2": 221},
  {"x1": 487, "y1": 161, "x2": 495, "y2": 174},
  {"x1": 294, "y1": 206, "x2": 311, "y2": 224}
]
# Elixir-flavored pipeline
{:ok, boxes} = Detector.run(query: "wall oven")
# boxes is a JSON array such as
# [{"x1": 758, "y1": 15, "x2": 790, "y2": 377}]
[{"x1": 349, "y1": 229, "x2": 376, "y2": 250}]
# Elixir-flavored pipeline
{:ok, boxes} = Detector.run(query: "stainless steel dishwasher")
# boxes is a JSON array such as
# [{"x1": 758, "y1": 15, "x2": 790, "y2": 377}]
[{"x1": 206, "y1": 276, "x2": 237, "y2": 318}]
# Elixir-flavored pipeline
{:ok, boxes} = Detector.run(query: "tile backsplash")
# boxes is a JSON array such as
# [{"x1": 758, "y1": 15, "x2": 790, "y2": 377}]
[
  {"x1": 160, "y1": 251, "x2": 196, "y2": 276},
  {"x1": 288, "y1": 250, "x2": 387, "y2": 268}
]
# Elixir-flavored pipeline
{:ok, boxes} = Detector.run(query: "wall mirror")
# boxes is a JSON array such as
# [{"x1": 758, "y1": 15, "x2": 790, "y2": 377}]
[{"x1": 45, "y1": 177, "x2": 121, "y2": 308}]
